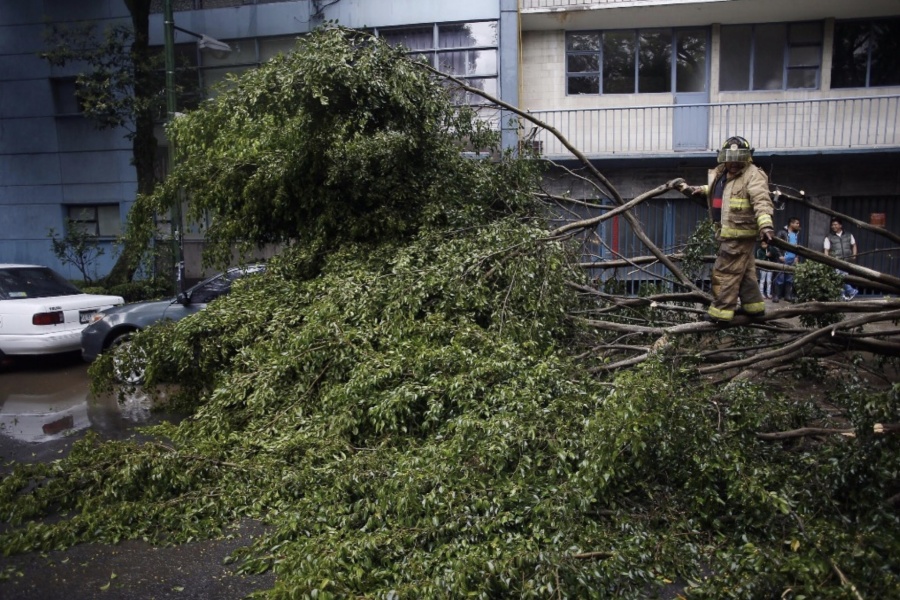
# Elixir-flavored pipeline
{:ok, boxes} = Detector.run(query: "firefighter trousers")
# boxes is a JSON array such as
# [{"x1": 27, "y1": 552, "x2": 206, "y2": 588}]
[{"x1": 708, "y1": 237, "x2": 766, "y2": 321}]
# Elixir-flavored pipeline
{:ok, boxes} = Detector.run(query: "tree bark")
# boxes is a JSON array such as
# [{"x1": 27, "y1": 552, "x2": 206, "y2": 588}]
[{"x1": 103, "y1": 0, "x2": 158, "y2": 286}]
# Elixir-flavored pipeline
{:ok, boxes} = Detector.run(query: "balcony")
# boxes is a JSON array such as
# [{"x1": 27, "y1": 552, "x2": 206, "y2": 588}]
[
  {"x1": 525, "y1": 95, "x2": 900, "y2": 159},
  {"x1": 522, "y1": 0, "x2": 676, "y2": 8}
]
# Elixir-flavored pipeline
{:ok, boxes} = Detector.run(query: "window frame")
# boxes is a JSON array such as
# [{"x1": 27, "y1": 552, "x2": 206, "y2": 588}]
[
  {"x1": 66, "y1": 205, "x2": 121, "y2": 238},
  {"x1": 51, "y1": 77, "x2": 82, "y2": 116},
  {"x1": 719, "y1": 21, "x2": 823, "y2": 92},
  {"x1": 565, "y1": 28, "x2": 708, "y2": 96},
  {"x1": 831, "y1": 17, "x2": 900, "y2": 89},
  {"x1": 376, "y1": 21, "x2": 499, "y2": 105}
]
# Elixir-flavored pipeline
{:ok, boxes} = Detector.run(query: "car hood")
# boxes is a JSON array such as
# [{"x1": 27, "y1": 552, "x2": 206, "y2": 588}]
[
  {"x1": 101, "y1": 297, "x2": 177, "y2": 316},
  {"x1": 90, "y1": 297, "x2": 179, "y2": 327}
]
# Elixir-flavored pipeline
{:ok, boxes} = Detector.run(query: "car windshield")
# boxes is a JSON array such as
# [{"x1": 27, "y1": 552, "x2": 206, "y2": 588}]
[
  {"x1": 0, "y1": 267, "x2": 82, "y2": 300},
  {"x1": 188, "y1": 266, "x2": 265, "y2": 304}
]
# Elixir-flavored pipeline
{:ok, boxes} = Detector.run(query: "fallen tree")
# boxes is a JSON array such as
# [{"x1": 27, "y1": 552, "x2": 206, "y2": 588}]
[{"x1": 1, "y1": 27, "x2": 898, "y2": 600}]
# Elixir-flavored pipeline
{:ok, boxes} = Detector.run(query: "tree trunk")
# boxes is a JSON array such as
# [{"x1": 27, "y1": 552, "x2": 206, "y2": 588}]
[{"x1": 103, "y1": 0, "x2": 158, "y2": 286}]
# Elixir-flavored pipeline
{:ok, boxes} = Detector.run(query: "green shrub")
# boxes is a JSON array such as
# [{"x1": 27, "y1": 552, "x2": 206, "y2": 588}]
[{"x1": 794, "y1": 260, "x2": 843, "y2": 327}]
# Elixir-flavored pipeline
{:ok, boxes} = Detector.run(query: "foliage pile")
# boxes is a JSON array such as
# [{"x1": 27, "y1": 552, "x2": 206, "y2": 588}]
[{"x1": 3, "y1": 27, "x2": 899, "y2": 599}]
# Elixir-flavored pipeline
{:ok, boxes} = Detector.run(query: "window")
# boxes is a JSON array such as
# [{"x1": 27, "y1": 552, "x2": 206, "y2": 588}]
[
  {"x1": 0, "y1": 267, "x2": 81, "y2": 300},
  {"x1": 566, "y1": 29, "x2": 706, "y2": 95},
  {"x1": 378, "y1": 21, "x2": 499, "y2": 104},
  {"x1": 67, "y1": 205, "x2": 121, "y2": 237},
  {"x1": 832, "y1": 18, "x2": 900, "y2": 88},
  {"x1": 720, "y1": 22, "x2": 822, "y2": 91},
  {"x1": 51, "y1": 78, "x2": 81, "y2": 116}
]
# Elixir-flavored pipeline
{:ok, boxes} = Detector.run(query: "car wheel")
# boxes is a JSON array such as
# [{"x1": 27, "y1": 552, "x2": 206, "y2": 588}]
[{"x1": 109, "y1": 331, "x2": 146, "y2": 385}]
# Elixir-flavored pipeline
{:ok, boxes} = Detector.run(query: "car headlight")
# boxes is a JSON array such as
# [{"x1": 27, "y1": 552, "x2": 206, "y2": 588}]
[{"x1": 89, "y1": 312, "x2": 107, "y2": 324}]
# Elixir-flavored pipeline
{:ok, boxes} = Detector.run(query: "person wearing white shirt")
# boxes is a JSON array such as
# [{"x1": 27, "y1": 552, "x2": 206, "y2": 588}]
[{"x1": 823, "y1": 217, "x2": 858, "y2": 301}]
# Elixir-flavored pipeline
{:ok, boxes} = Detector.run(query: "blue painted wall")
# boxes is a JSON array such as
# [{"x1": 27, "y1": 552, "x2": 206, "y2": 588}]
[
  {"x1": 0, "y1": 1, "x2": 133, "y2": 280},
  {"x1": 1, "y1": 0, "x2": 502, "y2": 281}
]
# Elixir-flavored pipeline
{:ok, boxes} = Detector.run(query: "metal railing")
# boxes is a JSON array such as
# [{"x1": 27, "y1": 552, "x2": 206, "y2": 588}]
[
  {"x1": 526, "y1": 95, "x2": 900, "y2": 157},
  {"x1": 522, "y1": 0, "x2": 678, "y2": 9},
  {"x1": 150, "y1": 0, "x2": 290, "y2": 11}
]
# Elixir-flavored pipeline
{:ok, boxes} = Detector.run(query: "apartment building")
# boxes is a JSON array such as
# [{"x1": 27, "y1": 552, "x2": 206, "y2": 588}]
[
  {"x1": 1, "y1": 0, "x2": 898, "y2": 287},
  {"x1": 0, "y1": 0, "x2": 511, "y2": 280},
  {"x1": 519, "y1": 0, "x2": 900, "y2": 288}
]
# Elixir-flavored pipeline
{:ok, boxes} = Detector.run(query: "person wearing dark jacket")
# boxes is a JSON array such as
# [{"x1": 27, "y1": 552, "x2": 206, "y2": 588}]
[
  {"x1": 773, "y1": 217, "x2": 801, "y2": 302},
  {"x1": 755, "y1": 239, "x2": 780, "y2": 299}
]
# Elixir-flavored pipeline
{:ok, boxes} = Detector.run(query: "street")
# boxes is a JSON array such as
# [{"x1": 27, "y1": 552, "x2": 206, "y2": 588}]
[
  {"x1": 0, "y1": 352, "x2": 159, "y2": 453},
  {"x1": 0, "y1": 352, "x2": 276, "y2": 599}
]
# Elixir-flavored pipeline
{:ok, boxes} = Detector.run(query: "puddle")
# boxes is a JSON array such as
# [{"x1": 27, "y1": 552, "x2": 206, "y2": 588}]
[{"x1": 0, "y1": 352, "x2": 177, "y2": 446}]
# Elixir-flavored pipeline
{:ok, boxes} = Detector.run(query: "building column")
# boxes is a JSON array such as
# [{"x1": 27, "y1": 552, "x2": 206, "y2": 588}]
[{"x1": 499, "y1": 0, "x2": 520, "y2": 152}]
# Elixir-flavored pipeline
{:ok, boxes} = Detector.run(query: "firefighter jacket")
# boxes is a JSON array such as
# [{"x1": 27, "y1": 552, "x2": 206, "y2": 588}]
[{"x1": 700, "y1": 163, "x2": 774, "y2": 239}]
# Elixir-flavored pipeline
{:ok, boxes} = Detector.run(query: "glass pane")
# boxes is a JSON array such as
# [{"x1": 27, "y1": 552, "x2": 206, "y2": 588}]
[
  {"x1": 719, "y1": 25, "x2": 751, "y2": 91},
  {"x1": 463, "y1": 77, "x2": 498, "y2": 104},
  {"x1": 870, "y1": 19, "x2": 900, "y2": 86},
  {"x1": 474, "y1": 49, "x2": 496, "y2": 76},
  {"x1": 436, "y1": 51, "x2": 467, "y2": 76},
  {"x1": 603, "y1": 31, "x2": 635, "y2": 94},
  {"x1": 568, "y1": 54, "x2": 599, "y2": 73},
  {"x1": 0, "y1": 267, "x2": 81, "y2": 300},
  {"x1": 191, "y1": 275, "x2": 230, "y2": 303},
  {"x1": 676, "y1": 29, "x2": 706, "y2": 92},
  {"x1": 568, "y1": 75, "x2": 599, "y2": 95},
  {"x1": 787, "y1": 68, "x2": 817, "y2": 89},
  {"x1": 438, "y1": 49, "x2": 498, "y2": 76},
  {"x1": 98, "y1": 205, "x2": 121, "y2": 236},
  {"x1": 567, "y1": 32, "x2": 600, "y2": 52},
  {"x1": 409, "y1": 52, "x2": 434, "y2": 67},
  {"x1": 52, "y1": 79, "x2": 80, "y2": 115},
  {"x1": 200, "y1": 38, "x2": 252, "y2": 67},
  {"x1": 259, "y1": 36, "x2": 300, "y2": 62},
  {"x1": 753, "y1": 24, "x2": 786, "y2": 90},
  {"x1": 790, "y1": 22, "x2": 822, "y2": 44},
  {"x1": 68, "y1": 206, "x2": 95, "y2": 222},
  {"x1": 788, "y1": 46, "x2": 820, "y2": 67},
  {"x1": 380, "y1": 27, "x2": 434, "y2": 51},
  {"x1": 201, "y1": 66, "x2": 252, "y2": 97},
  {"x1": 638, "y1": 30, "x2": 671, "y2": 93},
  {"x1": 831, "y1": 22, "x2": 869, "y2": 88},
  {"x1": 439, "y1": 22, "x2": 497, "y2": 48}
]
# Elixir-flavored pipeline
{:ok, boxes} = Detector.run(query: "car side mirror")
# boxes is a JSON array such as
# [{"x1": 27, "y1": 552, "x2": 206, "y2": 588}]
[{"x1": 176, "y1": 291, "x2": 191, "y2": 306}]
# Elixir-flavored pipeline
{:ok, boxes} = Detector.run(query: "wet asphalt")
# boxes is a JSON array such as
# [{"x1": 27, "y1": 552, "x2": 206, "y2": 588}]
[{"x1": 0, "y1": 353, "x2": 276, "y2": 599}]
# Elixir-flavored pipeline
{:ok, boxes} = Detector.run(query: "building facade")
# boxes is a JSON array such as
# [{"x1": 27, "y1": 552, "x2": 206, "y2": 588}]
[
  {"x1": 0, "y1": 0, "x2": 509, "y2": 281},
  {"x1": 1, "y1": 0, "x2": 898, "y2": 287},
  {"x1": 519, "y1": 0, "x2": 900, "y2": 289}
]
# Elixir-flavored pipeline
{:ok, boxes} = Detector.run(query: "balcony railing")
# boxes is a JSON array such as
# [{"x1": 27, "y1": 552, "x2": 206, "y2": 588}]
[
  {"x1": 521, "y1": 0, "x2": 676, "y2": 9},
  {"x1": 526, "y1": 95, "x2": 900, "y2": 158}
]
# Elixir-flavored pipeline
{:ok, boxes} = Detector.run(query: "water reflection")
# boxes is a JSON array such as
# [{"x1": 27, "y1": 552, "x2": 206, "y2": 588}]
[{"x1": 0, "y1": 352, "x2": 169, "y2": 444}]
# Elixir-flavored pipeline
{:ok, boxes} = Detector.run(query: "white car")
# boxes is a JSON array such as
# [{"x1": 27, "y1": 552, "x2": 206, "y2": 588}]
[{"x1": 0, "y1": 264, "x2": 124, "y2": 357}]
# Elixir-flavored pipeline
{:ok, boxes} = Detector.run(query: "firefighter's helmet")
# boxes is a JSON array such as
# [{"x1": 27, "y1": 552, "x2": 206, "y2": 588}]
[{"x1": 717, "y1": 135, "x2": 754, "y2": 164}]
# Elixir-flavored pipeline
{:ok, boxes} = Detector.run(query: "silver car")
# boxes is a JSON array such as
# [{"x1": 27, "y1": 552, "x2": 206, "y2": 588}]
[{"x1": 81, "y1": 264, "x2": 265, "y2": 382}]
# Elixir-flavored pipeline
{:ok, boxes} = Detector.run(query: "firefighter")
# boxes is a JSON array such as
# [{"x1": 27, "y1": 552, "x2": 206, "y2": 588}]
[{"x1": 682, "y1": 136, "x2": 775, "y2": 323}]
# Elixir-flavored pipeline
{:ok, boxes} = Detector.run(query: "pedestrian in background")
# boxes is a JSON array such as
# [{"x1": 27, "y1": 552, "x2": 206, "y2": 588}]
[
  {"x1": 823, "y1": 217, "x2": 859, "y2": 301},
  {"x1": 755, "y1": 239, "x2": 780, "y2": 299},
  {"x1": 773, "y1": 217, "x2": 801, "y2": 303}
]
